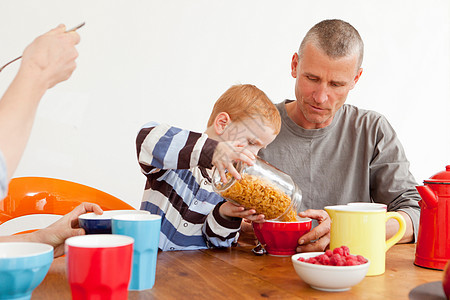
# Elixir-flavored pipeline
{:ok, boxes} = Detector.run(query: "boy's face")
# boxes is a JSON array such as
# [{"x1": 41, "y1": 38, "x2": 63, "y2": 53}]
[{"x1": 220, "y1": 118, "x2": 277, "y2": 155}]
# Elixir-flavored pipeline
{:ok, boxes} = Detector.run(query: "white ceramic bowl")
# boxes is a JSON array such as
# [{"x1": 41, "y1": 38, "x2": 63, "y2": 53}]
[
  {"x1": 291, "y1": 252, "x2": 370, "y2": 292},
  {"x1": 0, "y1": 214, "x2": 63, "y2": 236}
]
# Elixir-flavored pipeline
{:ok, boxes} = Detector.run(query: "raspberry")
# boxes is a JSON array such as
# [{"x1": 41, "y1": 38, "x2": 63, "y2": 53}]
[
  {"x1": 333, "y1": 247, "x2": 344, "y2": 256},
  {"x1": 357, "y1": 255, "x2": 368, "y2": 264},
  {"x1": 330, "y1": 253, "x2": 343, "y2": 266},
  {"x1": 346, "y1": 254, "x2": 357, "y2": 262},
  {"x1": 346, "y1": 260, "x2": 359, "y2": 266},
  {"x1": 317, "y1": 254, "x2": 330, "y2": 265},
  {"x1": 307, "y1": 257, "x2": 317, "y2": 264},
  {"x1": 299, "y1": 246, "x2": 368, "y2": 267},
  {"x1": 335, "y1": 259, "x2": 346, "y2": 266},
  {"x1": 341, "y1": 245, "x2": 350, "y2": 256}
]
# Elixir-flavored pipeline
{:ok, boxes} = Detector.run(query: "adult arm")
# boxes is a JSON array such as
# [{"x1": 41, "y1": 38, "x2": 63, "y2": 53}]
[
  {"x1": 0, "y1": 202, "x2": 102, "y2": 257},
  {"x1": 0, "y1": 24, "x2": 80, "y2": 186},
  {"x1": 370, "y1": 116, "x2": 420, "y2": 243}
]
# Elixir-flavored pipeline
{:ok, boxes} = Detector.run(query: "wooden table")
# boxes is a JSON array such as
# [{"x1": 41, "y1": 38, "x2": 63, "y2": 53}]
[{"x1": 32, "y1": 243, "x2": 443, "y2": 299}]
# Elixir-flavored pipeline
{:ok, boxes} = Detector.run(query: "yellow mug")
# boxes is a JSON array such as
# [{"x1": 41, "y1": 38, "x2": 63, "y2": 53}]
[{"x1": 324, "y1": 205, "x2": 406, "y2": 276}]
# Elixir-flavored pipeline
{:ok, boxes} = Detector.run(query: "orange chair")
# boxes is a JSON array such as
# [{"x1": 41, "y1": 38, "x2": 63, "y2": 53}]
[{"x1": 0, "y1": 177, "x2": 134, "y2": 225}]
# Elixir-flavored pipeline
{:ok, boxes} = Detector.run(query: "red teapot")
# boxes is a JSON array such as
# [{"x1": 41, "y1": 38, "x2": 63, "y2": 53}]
[{"x1": 415, "y1": 165, "x2": 450, "y2": 270}]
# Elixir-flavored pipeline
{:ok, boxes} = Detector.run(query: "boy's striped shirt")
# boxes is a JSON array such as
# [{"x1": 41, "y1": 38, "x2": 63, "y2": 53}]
[{"x1": 136, "y1": 122, "x2": 241, "y2": 251}]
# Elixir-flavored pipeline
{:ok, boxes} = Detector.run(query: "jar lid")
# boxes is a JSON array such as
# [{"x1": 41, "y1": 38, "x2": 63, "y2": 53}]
[{"x1": 423, "y1": 165, "x2": 450, "y2": 184}]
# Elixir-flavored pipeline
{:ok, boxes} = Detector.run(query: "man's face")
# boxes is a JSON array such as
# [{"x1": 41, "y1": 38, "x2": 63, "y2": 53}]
[{"x1": 291, "y1": 43, "x2": 363, "y2": 129}]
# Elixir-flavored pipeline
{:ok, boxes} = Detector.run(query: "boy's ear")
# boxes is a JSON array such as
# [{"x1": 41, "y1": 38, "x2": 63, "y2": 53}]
[{"x1": 214, "y1": 112, "x2": 231, "y2": 135}]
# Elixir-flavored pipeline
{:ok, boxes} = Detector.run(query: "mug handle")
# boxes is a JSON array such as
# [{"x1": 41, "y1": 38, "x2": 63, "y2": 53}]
[{"x1": 385, "y1": 212, "x2": 406, "y2": 251}]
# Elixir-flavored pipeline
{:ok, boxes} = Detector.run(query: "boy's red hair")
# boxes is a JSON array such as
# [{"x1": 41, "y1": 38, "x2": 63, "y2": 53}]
[{"x1": 207, "y1": 84, "x2": 281, "y2": 135}]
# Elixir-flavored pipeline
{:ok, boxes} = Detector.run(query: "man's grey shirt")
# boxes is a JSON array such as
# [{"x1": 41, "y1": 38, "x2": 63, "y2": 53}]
[{"x1": 259, "y1": 100, "x2": 421, "y2": 242}]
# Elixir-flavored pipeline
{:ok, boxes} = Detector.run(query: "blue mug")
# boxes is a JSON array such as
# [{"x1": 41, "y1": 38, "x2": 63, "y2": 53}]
[{"x1": 112, "y1": 213, "x2": 161, "y2": 290}]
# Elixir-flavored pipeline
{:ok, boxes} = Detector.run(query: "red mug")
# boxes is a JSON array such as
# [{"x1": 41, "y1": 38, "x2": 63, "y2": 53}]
[{"x1": 65, "y1": 234, "x2": 134, "y2": 300}]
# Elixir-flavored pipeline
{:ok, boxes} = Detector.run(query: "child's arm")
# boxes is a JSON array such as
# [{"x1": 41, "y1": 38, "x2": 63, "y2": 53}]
[
  {"x1": 136, "y1": 122, "x2": 255, "y2": 175},
  {"x1": 136, "y1": 122, "x2": 218, "y2": 173},
  {"x1": 201, "y1": 201, "x2": 266, "y2": 249}
]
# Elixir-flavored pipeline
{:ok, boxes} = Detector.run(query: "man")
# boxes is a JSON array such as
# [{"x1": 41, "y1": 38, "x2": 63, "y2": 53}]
[
  {"x1": 259, "y1": 19, "x2": 420, "y2": 252},
  {"x1": 0, "y1": 24, "x2": 103, "y2": 256}
]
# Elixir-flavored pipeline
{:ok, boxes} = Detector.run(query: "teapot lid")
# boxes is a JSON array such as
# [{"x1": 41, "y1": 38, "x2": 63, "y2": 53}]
[{"x1": 424, "y1": 165, "x2": 450, "y2": 184}]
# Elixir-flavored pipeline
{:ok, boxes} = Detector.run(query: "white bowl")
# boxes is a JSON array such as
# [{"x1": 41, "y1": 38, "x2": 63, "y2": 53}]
[
  {"x1": 0, "y1": 214, "x2": 63, "y2": 236},
  {"x1": 291, "y1": 252, "x2": 370, "y2": 292}
]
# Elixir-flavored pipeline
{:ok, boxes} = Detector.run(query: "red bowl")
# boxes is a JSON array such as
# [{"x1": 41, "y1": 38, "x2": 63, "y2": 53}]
[{"x1": 252, "y1": 217, "x2": 312, "y2": 256}]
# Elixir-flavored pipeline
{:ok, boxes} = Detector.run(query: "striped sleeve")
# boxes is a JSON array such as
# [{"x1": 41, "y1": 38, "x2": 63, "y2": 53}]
[
  {"x1": 136, "y1": 122, "x2": 219, "y2": 173},
  {"x1": 202, "y1": 201, "x2": 241, "y2": 248}
]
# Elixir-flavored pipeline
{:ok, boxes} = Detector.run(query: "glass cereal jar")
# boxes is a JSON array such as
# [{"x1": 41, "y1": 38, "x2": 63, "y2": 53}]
[{"x1": 212, "y1": 157, "x2": 302, "y2": 222}]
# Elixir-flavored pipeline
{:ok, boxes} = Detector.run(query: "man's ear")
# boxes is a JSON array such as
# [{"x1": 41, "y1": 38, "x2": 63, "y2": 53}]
[
  {"x1": 214, "y1": 112, "x2": 231, "y2": 136},
  {"x1": 291, "y1": 52, "x2": 299, "y2": 78},
  {"x1": 350, "y1": 68, "x2": 363, "y2": 90}
]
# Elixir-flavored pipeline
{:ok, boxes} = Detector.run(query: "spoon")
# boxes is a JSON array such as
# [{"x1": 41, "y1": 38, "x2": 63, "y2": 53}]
[{"x1": 251, "y1": 242, "x2": 267, "y2": 256}]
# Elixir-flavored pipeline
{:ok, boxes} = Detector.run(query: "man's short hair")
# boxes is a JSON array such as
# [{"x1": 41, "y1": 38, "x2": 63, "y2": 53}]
[
  {"x1": 299, "y1": 19, "x2": 364, "y2": 70},
  {"x1": 207, "y1": 84, "x2": 281, "y2": 135}
]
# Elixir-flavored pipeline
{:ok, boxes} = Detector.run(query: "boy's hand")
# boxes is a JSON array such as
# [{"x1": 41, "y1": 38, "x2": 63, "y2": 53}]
[
  {"x1": 219, "y1": 201, "x2": 265, "y2": 222},
  {"x1": 212, "y1": 141, "x2": 255, "y2": 183}
]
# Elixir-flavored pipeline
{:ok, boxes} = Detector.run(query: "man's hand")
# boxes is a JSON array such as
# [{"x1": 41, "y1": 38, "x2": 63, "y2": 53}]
[
  {"x1": 296, "y1": 209, "x2": 331, "y2": 252},
  {"x1": 31, "y1": 202, "x2": 103, "y2": 257},
  {"x1": 212, "y1": 141, "x2": 255, "y2": 183}
]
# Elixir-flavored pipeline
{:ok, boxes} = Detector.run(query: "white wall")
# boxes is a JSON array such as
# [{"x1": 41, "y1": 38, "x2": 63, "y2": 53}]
[{"x1": 0, "y1": 0, "x2": 449, "y2": 209}]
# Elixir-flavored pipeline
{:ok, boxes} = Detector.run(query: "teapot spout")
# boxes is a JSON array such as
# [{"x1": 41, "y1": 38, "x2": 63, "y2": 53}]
[{"x1": 416, "y1": 185, "x2": 438, "y2": 209}]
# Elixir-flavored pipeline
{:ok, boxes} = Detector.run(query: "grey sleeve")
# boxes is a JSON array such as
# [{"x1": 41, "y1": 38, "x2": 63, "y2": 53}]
[
  {"x1": 0, "y1": 150, "x2": 7, "y2": 199},
  {"x1": 369, "y1": 116, "x2": 421, "y2": 243}
]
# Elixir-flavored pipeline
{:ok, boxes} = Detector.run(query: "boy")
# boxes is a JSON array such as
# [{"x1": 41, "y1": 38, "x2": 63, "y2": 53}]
[{"x1": 136, "y1": 84, "x2": 281, "y2": 251}]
